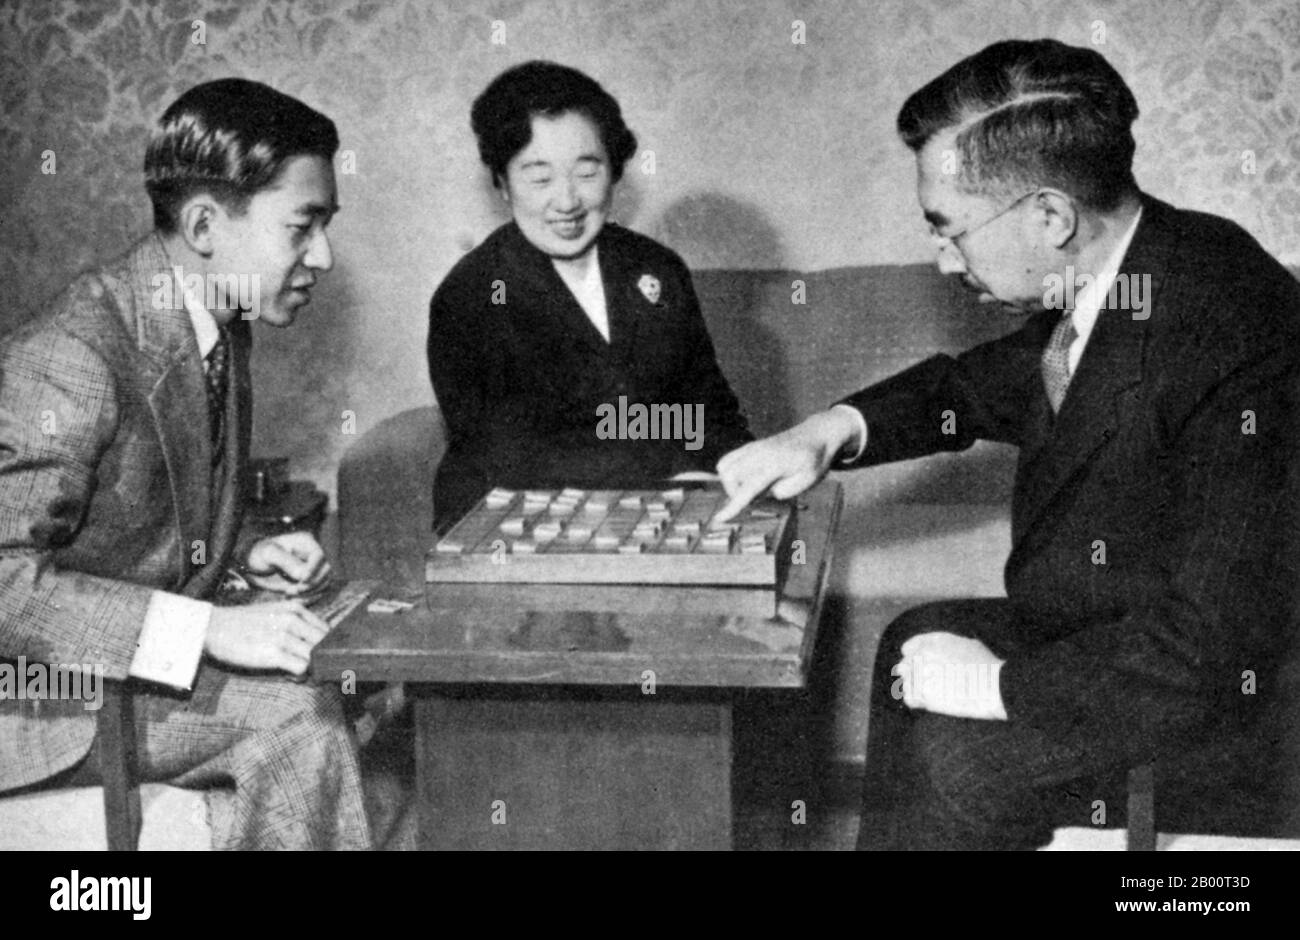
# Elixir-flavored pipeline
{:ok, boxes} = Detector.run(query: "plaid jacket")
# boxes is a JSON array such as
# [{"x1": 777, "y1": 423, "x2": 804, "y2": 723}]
[{"x1": 0, "y1": 233, "x2": 252, "y2": 790}]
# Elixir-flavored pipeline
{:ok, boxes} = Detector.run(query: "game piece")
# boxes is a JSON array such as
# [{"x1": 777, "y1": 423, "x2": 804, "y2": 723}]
[
  {"x1": 532, "y1": 521, "x2": 562, "y2": 542},
  {"x1": 700, "y1": 529, "x2": 733, "y2": 554},
  {"x1": 485, "y1": 487, "x2": 515, "y2": 509},
  {"x1": 366, "y1": 598, "x2": 415, "y2": 614}
]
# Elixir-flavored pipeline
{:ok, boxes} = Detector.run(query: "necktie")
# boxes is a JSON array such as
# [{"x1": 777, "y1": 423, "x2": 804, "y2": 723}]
[
  {"x1": 1041, "y1": 311, "x2": 1077, "y2": 413},
  {"x1": 205, "y1": 327, "x2": 231, "y2": 456}
]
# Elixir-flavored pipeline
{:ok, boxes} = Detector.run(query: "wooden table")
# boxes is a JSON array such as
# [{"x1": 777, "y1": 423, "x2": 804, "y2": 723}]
[{"x1": 312, "y1": 480, "x2": 841, "y2": 850}]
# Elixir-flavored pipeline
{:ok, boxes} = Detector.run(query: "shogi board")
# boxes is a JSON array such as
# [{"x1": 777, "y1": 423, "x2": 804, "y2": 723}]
[{"x1": 426, "y1": 485, "x2": 797, "y2": 587}]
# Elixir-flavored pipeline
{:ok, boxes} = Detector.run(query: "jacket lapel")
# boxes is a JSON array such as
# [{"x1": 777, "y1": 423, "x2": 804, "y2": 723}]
[
  {"x1": 1010, "y1": 196, "x2": 1176, "y2": 552},
  {"x1": 501, "y1": 222, "x2": 612, "y2": 358},
  {"x1": 598, "y1": 229, "x2": 649, "y2": 366},
  {"x1": 125, "y1": 236, "x2": 215, "y2": 586}
]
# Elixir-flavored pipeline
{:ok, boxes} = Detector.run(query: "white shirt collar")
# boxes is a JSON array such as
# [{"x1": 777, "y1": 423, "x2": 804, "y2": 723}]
[
  {"x1": 1066, "y1": 205, "x2": 1144, "y2": 374},
  {"x1": 180, "y1": 278, "x2": 222, "y2": 360},
  {"x1": 552, "y1": 245, "x2": 611, "y2": 343}
]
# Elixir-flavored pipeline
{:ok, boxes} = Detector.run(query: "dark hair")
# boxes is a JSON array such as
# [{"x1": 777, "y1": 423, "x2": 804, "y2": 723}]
[
  {"x1": 470, "y1": 61, "x2": 638, "y2": 186},
  {"x1": 144, "y1": 78, "x2": 339, "y2": 233},
  {"x1": 896, "y1": 39, "x2": 1140, "y2": 211}
]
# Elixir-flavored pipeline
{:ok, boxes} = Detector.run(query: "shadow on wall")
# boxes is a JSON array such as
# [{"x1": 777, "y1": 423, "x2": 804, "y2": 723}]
[
  {"x1": 651, "y1": 190, "x2": 787, "y2": 269},
  {"x1": 248, "y1": 255, "x2": 368, "y2": 487},
  {"x1": 648, "y1": 191, "x2": 796, "y2": 435}
]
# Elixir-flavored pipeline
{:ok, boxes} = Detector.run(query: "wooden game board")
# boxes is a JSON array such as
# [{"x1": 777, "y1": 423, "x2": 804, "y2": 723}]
[{"x1": 425, "y1": 485, "x2": 797, "y2": 587}]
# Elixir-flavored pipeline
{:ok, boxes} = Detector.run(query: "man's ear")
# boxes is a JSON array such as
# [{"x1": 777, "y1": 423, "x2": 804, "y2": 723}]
[
  {"x1": 176, "y1": 196, "x2": 220, "y2": 257},
  {"x1": 1033, "y1": 189, "x2": 1078, "y2": 250}
]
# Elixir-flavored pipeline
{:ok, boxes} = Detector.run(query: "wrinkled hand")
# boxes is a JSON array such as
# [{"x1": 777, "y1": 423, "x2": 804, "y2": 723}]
[
  {"x1": 204, "y1": 600, "x2": 329, "y2": 677},
  {"x1": 242, "y1": 531, "x2": 331, "y2": 597},
  {"x1": 893, "y1": 632, "x2": 1008, "y2": 720},
  {"x1": 713, "y1": 409, "x2": 860, "y2": 523}
]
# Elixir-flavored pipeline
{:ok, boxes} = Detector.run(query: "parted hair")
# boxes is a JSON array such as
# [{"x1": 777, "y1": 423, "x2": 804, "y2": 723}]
[
  {"x1": 144, "y1": 78, "x2": 339, "y2": 233},
  {"x1": 897, "y1": 39, "x2": 1140, "y2": 211},
  {"x1": 470, "y1": 61, "x2": 638, "y2": 186}
]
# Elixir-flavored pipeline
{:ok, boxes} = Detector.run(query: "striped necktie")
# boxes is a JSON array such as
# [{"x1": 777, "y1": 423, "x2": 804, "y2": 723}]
[{"x1": 1041, "y1": 311, "x2": 1077, "y2": 413}]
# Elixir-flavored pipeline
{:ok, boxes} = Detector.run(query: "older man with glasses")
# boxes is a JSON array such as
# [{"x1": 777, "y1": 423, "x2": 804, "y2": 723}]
[{"x1": 714, "y1": 39, "x2": 1300, "y2": 850}]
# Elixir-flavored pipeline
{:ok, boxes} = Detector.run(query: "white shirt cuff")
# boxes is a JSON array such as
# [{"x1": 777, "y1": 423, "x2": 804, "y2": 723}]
[
  {"x1": 989, "y1": 660, "x2": 1008, "y2": 720},
  {"x1": 128, "y1": 591, "x2": 212, "y2": 691},
  {"x1": 830, "y1": 404, "x2": 869, "y2": 463}
]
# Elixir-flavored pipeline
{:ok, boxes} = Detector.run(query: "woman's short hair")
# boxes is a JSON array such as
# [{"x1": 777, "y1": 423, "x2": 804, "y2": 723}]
[
  {"x1": 897, "y1": 39, "x2": 1140, "y2": 211},
  {"x1": 144, "y1": 78, "x2": 339, "y2": 233},
  {"x1": 470, "y1": 61, "x2": 638, "y2": 186}
]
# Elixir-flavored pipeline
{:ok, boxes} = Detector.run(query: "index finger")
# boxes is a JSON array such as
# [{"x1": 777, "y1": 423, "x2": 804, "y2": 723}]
[{"x1": 711, "y1": 474, "x2": 771, "y2": 525}]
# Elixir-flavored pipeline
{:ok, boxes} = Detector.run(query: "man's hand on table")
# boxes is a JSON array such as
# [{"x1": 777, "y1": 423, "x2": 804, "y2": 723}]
[
  {"x1": 712, "y1": 408, "x2": 862, "y2": 522},
  {"x1": 206, "y1": 600, "x2": 330, "y2": 677},
  {"x1": 893, "y1": 632, "x2": 1008, "y2": 721},
  {"x1": 205, "y1": 532, "x2": 333, "y2": 677}
]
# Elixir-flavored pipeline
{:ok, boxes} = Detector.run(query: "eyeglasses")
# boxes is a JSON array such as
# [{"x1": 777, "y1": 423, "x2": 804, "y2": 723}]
[{"x1": 927, "y1": 190, "x2": 1039, "y2": 255}]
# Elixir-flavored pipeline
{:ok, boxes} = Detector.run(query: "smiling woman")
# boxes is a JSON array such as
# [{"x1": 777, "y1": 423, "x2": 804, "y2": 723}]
[{"x1": 426, "y1": 61, "x2": 754, "y2": 528}]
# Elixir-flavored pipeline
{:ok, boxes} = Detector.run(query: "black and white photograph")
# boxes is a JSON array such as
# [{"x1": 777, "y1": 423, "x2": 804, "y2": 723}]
[{"x1": 0, "y1": 0, "x2": 1297, "y2": 908}]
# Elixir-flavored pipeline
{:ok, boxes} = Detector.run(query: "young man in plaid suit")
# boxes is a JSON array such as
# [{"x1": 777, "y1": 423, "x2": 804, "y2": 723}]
[{"x1": 0, "y1": 79, "x2": 378, "y2": 849}]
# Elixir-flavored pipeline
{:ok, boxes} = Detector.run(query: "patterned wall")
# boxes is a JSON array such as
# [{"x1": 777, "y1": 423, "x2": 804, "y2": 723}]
[{"x1": 2, "y1": 0, "x2": 1298, "y2": 490}]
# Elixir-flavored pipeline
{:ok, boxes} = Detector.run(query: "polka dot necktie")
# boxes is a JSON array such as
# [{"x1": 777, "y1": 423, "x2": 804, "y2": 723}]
[
  {"x1": 205, "y1": 327, "x2": 231, "y2": 457},
  {"x1": 1041, "y1": 311, "x2": 1077, "y2": 413}
]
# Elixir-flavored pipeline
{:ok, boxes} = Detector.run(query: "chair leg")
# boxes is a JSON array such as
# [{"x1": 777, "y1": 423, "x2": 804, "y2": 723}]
[
  {"x1": 98, "y1": 682, "x2": 141, "y2": 851},
  {"x1": 1126, "y1": 763, "x2": 1156, "y2": 851}
]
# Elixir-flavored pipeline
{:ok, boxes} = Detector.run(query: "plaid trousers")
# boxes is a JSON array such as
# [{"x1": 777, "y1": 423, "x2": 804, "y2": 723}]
[{"x1": 129, "y1": 665, "x2": 374, "y2": 851}]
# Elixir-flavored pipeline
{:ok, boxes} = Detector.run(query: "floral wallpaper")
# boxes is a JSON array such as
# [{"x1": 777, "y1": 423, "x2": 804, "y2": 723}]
[{"x1": 2, "y1": 0, "x2": 1298, "y2": 491}]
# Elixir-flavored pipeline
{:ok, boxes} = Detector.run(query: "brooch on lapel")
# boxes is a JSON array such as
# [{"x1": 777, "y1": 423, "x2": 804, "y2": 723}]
[{"x1": 636, "y1": 273, "x2": 662, "y2": 305}]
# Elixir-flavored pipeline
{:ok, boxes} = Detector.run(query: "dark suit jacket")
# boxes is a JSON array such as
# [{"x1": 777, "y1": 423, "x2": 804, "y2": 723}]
[
  {"x1": 427, "y1": 221, "x2": 753, "y2": 526},
  {"x1": 0, "y1": 233, "x2": 252, "y2": 791},
  {"x1": 841, "y1": 195, "x2": 1300, "y2": 755}
]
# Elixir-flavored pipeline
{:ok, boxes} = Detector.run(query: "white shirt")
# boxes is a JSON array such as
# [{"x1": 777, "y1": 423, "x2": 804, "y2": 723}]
[
  {"x1": 182, "y1": 282, "x2": 223, "y2": 361},
  {"x1": 1063, "y1": 206, "x2": 1144, "y2": 376},
  {"x1": 553, "y1": 246, "x2": 611, "y2": 343}
]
